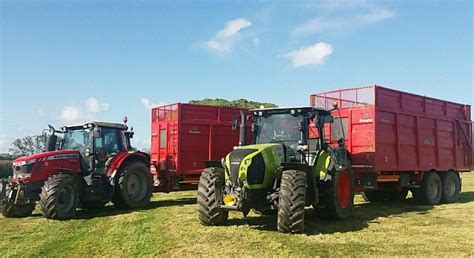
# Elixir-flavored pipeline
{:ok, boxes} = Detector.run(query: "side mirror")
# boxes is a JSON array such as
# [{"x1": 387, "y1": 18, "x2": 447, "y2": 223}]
[
  {"x1": 93, "y1": 127, "x2": 101, "y2": 138},
  {"x1": 232, "y1": 118, "x2": 238, "y2": 131}
]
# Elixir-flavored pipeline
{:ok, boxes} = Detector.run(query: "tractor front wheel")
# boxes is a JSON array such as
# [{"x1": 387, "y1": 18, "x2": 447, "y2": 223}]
[
  {"x1": 0, "y1": 202, "x2": 35, "y2": 218},
  {"x1": 39, "y1": 174, "x2": 79, "y2": 220},
  {"x1": 317, "y1": 164, "x2": 354, "y2": 220},
  {"x1": 277, "y1": 170, "x2": 307, "y2": 234},
  {"x1": 197, "y1": 167, "x2": 228, "y2": 226},
  {"x1": 112, "y1": 161, "x2": 153, "y2": 209}
]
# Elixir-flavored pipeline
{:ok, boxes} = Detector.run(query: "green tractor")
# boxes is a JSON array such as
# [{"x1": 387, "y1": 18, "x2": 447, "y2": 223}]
[{"x1": 197, "y1": 106, "x2": 354, "y2": 233}]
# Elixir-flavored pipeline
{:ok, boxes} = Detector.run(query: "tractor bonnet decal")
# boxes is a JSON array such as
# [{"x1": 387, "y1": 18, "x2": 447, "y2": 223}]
[{"x1": 46, "y1": 154, "x2": 80, "y2": 160}]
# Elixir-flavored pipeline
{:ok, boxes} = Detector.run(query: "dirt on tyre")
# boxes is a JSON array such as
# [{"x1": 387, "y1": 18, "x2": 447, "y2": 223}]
[
  {"x1": 39, "y1": 174, "x2": 79, "y2": 220},
  {"x1": 414, "y1": 172, "x2": 442, "y2": 205},
  {"x1": 277, "y1": 169, "x2": 306, "y2": 234},
  {"x1": 197, "y1": 167, "x2": 228, "y2": 226},
  {"x1": 317, "y1": 163, "x2": 354, "y2": 220},
  {"x1": 112, "y1": 161, "x2": 153, "y2": 209},
  {"x1": 440, "y1": 171, "x2": 460, "y2": 203}
]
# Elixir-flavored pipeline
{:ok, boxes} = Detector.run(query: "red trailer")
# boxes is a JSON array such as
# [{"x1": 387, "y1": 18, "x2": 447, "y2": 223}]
[
  {"x1": 311, "y1": 85, "x2": 472, "y2": 204},
  {"x1": 150, "y1": 103, "x2": 249, "y2": 192}
]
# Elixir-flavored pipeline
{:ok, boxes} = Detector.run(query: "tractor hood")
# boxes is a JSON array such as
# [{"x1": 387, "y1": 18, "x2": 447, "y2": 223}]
[
  {"x1": 224, "y1": 144, "x2": 285, "y2": 190},
  {"x1": 13, "y1": 150, "x2": 80, "y2": 165}
]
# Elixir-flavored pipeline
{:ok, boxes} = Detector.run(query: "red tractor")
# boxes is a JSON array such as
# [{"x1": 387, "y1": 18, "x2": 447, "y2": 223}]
[{"x1": 0, "y1": 120, "x2": 153, "y2": 220}]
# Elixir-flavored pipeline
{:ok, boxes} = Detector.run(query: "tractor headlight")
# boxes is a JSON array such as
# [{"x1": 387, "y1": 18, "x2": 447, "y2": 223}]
[
  {"x1": 12, "y1": 159, "x2": 36, "y2": 178},
  {"x1": 244, "y1": 159, "x2": 252, "y2": 166}
]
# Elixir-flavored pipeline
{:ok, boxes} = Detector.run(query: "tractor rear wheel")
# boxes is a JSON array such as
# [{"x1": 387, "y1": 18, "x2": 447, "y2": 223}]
[
  {"x1": 440, "y1": 171, "x2": 460, "y2": 203},
  {"x1": 277, "y1": 170, "x2": 306, "y2": 234},
  {"x1": 317, "y1": 164, "x2": 354, "y2": 220},
  {"x1": 197, "y1": 167, "x2": 228, "y2": 226},
  {"x1": 39, "y1": 174, "x2": 79, "y2": 220},
  {"x1": 413, "y1": 172, "x2": 442, "y2": 205},
  {"x1": 112, "y1": 161, "x2": 153, "y2": 209}
]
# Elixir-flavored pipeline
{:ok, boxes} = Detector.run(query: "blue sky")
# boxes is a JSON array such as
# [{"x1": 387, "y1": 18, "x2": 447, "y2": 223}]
[{"x1": 0, "y1": 0, "x2": 472, "y2": 152}]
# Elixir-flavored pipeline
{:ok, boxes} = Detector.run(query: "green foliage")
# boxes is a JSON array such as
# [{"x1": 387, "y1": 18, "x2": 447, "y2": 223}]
[
  {"x1": 189, "y1": 98, "x2": 277, "y2": 109},
  {"x1": 0, "y1": 160, "x2": 12, "y2": 178},
  {"x1": 9, "y1": 135, "x2": 45, "y2": 157}
]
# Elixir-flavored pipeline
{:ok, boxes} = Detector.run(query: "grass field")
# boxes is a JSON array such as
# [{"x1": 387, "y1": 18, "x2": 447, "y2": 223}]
[{"x1": 1, "y1": 172, "x2": 473, "y2": 256}]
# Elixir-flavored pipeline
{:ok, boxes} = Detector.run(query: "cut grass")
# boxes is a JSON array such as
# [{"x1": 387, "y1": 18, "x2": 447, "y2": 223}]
[{"x1": 1, "y1": 172, "x2": 474, "y2": 256}]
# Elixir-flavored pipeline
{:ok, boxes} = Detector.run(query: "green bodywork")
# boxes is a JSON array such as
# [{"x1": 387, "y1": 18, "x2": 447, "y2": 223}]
[
  {"x1": 224, "y1": 144, "x2": 284, "y2": 190},
  {"x1": 224, "y1": 143, "x2": 333, "y2": 190}
]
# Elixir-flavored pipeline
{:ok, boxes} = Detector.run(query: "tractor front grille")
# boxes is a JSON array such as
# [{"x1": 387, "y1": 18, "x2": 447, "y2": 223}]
[
  {"x1": 247, "y1": 153, "x2": 265, "y2": 185},
  {"x1": 229, "y1": 149, "x2": 257, "y2": 184}
]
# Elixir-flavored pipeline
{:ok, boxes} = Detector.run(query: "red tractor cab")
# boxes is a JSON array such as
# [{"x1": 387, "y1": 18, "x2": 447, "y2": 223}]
[{"x1": 0, "y1": 121, "x2": 152, "y2": 220}]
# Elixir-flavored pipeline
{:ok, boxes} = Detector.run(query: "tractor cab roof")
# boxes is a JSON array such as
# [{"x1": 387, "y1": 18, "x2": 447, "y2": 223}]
[
  {"x1": 250, "y1": 106, "x2": 331, "y2": 118},
  {"x1": 63, "y1": 121, "x2": 128, "y2": 131}
]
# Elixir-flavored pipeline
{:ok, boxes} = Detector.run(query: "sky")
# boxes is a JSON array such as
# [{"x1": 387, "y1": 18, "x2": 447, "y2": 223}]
[{"x1": 0, "y1": 0, "x2": 473, "y2": 152}]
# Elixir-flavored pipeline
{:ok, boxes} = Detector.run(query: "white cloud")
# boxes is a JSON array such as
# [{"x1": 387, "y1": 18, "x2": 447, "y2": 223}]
[
  {"x1": 59, "y1": 106, "x2": 84, "y2": 124},
  {"x1": 85, "y1": 97, "x2": 109, "y2": 113},
  {"x1": 284, "y1": 42, "x2": 334, "y2": 68},
  {"x1": 203, "y1": 18, "x2": 252, "y2": 54},
  {"x1": 141, "y1": 98, "x2": 164, "y2": 110},
  {"x1": 293, "y1": 2, "x2": 395, "y2": 35}
]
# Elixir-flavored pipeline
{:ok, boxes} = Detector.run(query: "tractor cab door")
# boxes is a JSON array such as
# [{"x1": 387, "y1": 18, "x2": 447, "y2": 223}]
[{"x1": 93, "y1": 128, "x2": 126, "y2": 174}]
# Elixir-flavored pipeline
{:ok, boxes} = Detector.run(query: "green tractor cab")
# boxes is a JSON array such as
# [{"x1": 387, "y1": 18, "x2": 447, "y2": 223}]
[{"x1": 197, "y1": 106, "x2": 354, "y2": 233}]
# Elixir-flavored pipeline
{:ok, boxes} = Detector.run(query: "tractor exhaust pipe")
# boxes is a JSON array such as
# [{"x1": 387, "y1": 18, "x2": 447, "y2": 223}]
[
  {"x1": 44, "y1": 125, "x2": 58, "y2": 152},
  {"x1": 239, "y1": 111, "x2": 247, "y2": 146}
]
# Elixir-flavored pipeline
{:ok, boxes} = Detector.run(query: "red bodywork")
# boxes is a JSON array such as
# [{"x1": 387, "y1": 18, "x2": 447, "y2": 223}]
[
  {"x1": 310, "y1": 85, "x2": 472, "y2": 191},
  {"x1": 150, "y1": 103, "x2": 250, "y2": 192},
  {"x1": 12, "y1": 150, "x2": 81, "y2": 183}
]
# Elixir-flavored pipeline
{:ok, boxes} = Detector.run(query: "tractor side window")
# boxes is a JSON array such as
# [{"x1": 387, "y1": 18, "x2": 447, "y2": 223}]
[
  {"x1": 331, "y1": 117, "x2": 348, "y2": 141},
  {"x1": 160, "y1": 129, "x2": 167, "y2": 149}
]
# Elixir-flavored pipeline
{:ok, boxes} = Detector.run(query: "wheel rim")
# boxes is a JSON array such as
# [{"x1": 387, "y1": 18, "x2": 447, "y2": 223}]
[
  {"x1": 337, "y1": 170, "x2": 351, "y2": 208},
  {"x1": 445, "y1": 176, "x2": 456, "y2": 197},
  {"x1": 58, "y1": 185, "x2": 75, "y2": 212},
  {"x1": 127, "y1": 171, "x2": 147, "y2": 202},
  {"x1": 427, "y1": 178, "x2": 439, "y2": 200}
]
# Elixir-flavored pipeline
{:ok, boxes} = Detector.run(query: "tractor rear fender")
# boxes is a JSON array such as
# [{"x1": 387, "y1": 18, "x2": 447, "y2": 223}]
[{"x1": 106, "y1": 152, "x2": 150, "y2": 183}]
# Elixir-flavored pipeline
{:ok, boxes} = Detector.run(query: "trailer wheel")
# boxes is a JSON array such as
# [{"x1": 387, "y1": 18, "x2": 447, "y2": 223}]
[
  {"x1": 414, "y1": 172, "x2": 442, "y2": 205},
  {"x1": 317, "y1": 163, "x2": 354, "y2": 220},
  {"x1": 197, "y1": 167, "x2": 228, "y2": 226},
  {"x1": 277, "y1": 170, "x2": 306, "y2": 234},
  {"x1": 113, "y1": 161, "x2": 153, "y2": 209},
  {"x1": 39, "y1": 174, "x2": 79, "y2": 220},
  {"x1": 440, "y1": 171, "x2": 460, "y2": 203}
]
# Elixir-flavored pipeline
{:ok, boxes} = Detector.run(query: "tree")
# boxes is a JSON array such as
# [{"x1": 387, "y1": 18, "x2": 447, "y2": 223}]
[
  {"x1": 189, "y1": 98, "x2": 278, "y2": 109},
  {"x1": 9, "y1": 135, "x2": 45, "y2": 157}
]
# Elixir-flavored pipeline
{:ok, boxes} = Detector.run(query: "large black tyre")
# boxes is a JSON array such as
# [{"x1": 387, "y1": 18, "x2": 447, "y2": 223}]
[
  {"x1": 0, "y1": 202, "x2": 35, "y2": 218},
  {"x1": 112, "y1": 161, "x2": 153, "y2": 209},
  {"x1": 440, "y1": 171, "x2": 460, "y2": 203},
  {"x1": 317, "y1": 164, "x2": 354, "y2": 220},
  {"x1": 413, "y1": 172, "x2": 442, "y2": 205},
  {"x1": 39, "y1": 174, "x2": 79, "y2": 220},
  {"x1": 197, "y1": 167, "x2": 228, "y2": 226},
  {"x1": 277, "y1": 170, "x2": 307, "y2": 234}
]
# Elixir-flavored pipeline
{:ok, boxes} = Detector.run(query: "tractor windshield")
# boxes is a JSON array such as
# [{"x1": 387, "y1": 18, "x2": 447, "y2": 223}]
[
  {"x1": 61, "y1": 129, "x2": 91, "y2": 153},
  {"x1": 255, "y1": 114, "x2": 301, "y2": 145}
]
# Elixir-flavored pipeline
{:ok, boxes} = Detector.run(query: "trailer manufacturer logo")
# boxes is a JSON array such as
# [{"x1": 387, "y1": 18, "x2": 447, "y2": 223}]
[
  {"x1": 423, "y1": 138, "x2": 433, "y2": 145},
  {"x1": 358, "y1": 114, "x2": 373, "y2": 123},
  {"x1": 189, "y1": 127, "x2": 201, "y2": 134}
]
